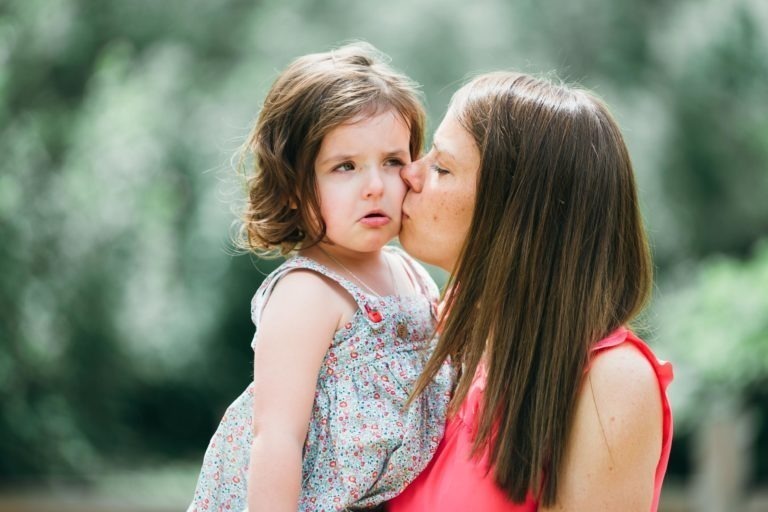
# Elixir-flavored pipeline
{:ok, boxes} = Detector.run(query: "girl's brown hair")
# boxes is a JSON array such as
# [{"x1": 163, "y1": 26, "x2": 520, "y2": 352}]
[
  {"x1": 239, "y1": 42, "x2": 425, "y2": 255},
  {"x1": 412, "y1": 72, "x2": 653, "y2": 506}
]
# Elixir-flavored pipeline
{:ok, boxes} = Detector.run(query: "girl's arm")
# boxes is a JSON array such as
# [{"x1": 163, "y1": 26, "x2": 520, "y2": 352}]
[
  {"x1": 540, "y1": 343, "x2": 663, "y2": 512},
  {"x1": 247, "y1": 270, "x2": 355, "y2": 511}
]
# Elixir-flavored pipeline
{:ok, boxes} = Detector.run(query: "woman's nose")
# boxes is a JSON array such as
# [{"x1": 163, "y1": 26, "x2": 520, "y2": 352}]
[{"x1": 400, "y1": 160, "x2": 424, "y2": 192}]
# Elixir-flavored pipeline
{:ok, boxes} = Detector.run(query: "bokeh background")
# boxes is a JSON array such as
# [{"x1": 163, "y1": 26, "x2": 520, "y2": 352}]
[{"x1": 1, "y1": 0, "x2": 767, "y2": 511}]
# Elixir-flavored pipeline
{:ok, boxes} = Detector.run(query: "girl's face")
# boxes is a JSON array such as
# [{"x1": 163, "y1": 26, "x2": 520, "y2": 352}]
[
  {"x1": 400, "y1": 110, "x2": 480, "y2": 272},
  {"x1": 313, "y1": 110, "x2": 410, "y2": 256}
]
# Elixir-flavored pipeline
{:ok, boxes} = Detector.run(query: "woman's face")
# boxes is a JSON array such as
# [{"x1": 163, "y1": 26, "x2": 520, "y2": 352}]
[{"x1": 399, "y1": 110, "x2": 480, "y2": 272}]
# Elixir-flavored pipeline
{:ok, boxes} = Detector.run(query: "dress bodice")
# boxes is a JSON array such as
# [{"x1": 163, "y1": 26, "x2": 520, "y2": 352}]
[{"x1": 188, "y1": 246, "x2": 455, "y2": 512}]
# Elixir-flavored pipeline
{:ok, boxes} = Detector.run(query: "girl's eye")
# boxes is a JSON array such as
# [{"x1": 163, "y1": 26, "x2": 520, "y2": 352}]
[
  {"x1": 334, "y1": 162, "x2": 355, "y2": 172},
  {"x1": 385, "y1": 158, "x2": 406, "y2": 168},
  {"x1": 430, "y1": 164, "x2": 450, "y2": 175}
]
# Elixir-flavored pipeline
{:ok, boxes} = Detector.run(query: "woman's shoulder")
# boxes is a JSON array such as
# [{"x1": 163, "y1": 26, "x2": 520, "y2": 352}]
[
  {"x1": 586, "y1": 329, "x2": 671, "y2": 437},
  {"x1": 588, "y1": 328, "x2": 674, "y2": 391},
  {"x1": 586, "y1": 342, "x2": 662, "y2": 426},
  {"x1": 544, "y1": 332, "x2": 669, "y2": 511}
]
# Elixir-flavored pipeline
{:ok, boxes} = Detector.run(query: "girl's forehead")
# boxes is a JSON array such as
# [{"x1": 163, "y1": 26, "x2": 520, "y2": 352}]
[
  {"x1": 321, "y1": 111, "x2": 411, "y2": 145},
  {"x1": 316, "y1": 111, "x2": 411, "y2": 162},
  {"x1": 335, "y1": 105, "x2": 409, "y2": 129}
]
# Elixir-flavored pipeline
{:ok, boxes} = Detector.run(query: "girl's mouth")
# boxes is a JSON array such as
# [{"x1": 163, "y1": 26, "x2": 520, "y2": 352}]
[{"x1": 360, "y1": 212, "x2": 391, "y2": 227}]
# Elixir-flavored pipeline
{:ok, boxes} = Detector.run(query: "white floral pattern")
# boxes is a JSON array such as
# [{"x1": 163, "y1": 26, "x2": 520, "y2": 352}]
[{"x1": 188, "y1": 247, "x2": 454, "y2": 511}]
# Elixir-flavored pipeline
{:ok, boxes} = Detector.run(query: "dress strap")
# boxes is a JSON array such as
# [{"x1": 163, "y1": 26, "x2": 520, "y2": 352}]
[
  {"x1": 588, "y1": 327, "x2": 674, "y2": 512},
  {"x1": 249, "y1": 255, "x2": 382, "y2": 349},
  {"x1": 384, "y1": 245, "x2": 441, "y2": 304}
]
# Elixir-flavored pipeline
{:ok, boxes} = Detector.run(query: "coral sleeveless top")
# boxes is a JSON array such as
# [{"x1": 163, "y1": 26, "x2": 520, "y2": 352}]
[{"x1": 387, "y1": 327, "x2": 673, "y2": 512}]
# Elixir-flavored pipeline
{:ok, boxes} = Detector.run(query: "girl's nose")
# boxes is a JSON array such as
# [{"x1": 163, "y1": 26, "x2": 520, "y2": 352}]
[
  {"x1": 400, "y1": 160, "x2": 424, "y2": 192},
  {"x1": 364, "y1": 166, "x2": 385, "y2": 197}
]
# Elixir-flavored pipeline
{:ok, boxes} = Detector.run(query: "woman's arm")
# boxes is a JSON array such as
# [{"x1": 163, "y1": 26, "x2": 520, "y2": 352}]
[
  {"x1": 247, "y1": 270, "x2": 355, "y2": 511},
  {"x1": 540, "y1": 343, "x2": 663, "y2": 512}
]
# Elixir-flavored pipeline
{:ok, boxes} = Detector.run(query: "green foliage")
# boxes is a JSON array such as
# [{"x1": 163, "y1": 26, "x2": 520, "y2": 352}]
[
  {"x1": 0, "y1": 0, "x2": 766, "y2": 482},
  {"x1": 653, "y1": 241, "x2": 768, "y2": 425},
  {"x1": 0, "y1": 0, "x2": 266, "y2": 480},
  {"x1": 659, "y1": 3, "x2": 768, "y2": 262}
]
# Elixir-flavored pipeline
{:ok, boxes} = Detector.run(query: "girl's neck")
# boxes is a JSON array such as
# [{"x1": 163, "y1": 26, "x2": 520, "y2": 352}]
[
  {"x1": 301, "y1": 243, "x2": 385, "y2": 269},
  {"x1": 302, "y1": 243, "x2": 396, "y2": 296}
]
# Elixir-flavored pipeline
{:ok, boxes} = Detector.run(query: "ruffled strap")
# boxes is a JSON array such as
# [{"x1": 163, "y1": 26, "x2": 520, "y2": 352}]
[
  {"x1": 589, "y1": 327, "x2": 674, "y2": 390},
  {"x1": 385, "y1": 246, "x2": 441, "y2": 308},
  {"x1": 589, "y1": 327, "x2": 674, "y2": 512},
  {"x1": 249, "y1": 256, "x2": 385, "y2": 349}
]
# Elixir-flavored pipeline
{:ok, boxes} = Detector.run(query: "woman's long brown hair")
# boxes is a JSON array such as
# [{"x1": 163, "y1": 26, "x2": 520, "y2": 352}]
[{"x1": 411, "y1": 72, "x2": 653, "y2": 506}]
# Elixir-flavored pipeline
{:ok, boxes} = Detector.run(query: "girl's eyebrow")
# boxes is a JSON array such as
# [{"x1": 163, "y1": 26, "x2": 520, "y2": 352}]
[
  {"x1": 317, "y1": 149, "x2": 409, "y2": 167},
  {"x1": 384, "y1": 149, "x2": 410, "y2": 157},
  {"x1": 316, "y1": 154, "x2": 355, "y2": 167}
]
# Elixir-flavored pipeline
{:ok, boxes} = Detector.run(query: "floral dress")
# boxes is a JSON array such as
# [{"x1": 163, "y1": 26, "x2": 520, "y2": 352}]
[{"x1": 188, "y1": 247, "x2": 454, "y2": 511}]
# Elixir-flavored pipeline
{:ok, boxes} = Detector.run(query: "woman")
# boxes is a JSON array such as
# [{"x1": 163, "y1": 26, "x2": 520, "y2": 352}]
[{"x1": 390, "y1": 72, "x2": 673, "y2": 511}]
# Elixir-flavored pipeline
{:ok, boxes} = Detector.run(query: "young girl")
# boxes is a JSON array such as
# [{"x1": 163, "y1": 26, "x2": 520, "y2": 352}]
[{"x1": 187, "y1": 43, "x2": 454, "y2": 512}]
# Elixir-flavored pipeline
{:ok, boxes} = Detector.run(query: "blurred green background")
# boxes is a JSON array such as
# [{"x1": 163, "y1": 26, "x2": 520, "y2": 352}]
[{"x1": 1, "y1": 0, "x2": 767, "y2": 510}]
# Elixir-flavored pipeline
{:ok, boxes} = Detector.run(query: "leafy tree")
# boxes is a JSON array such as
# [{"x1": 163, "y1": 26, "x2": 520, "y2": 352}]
[{"x1": 1, "y1": 0, "x2": 767, "y2": 485}]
